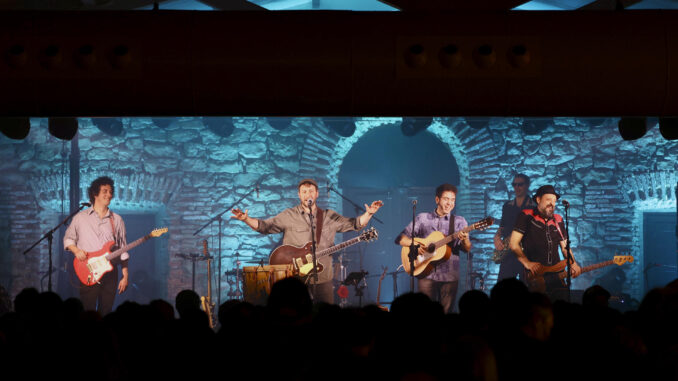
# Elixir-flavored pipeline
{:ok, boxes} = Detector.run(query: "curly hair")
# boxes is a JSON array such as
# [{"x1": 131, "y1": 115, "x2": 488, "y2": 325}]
[{"x1": 88, "y1": 176, "x2": 115, "y2": 204}]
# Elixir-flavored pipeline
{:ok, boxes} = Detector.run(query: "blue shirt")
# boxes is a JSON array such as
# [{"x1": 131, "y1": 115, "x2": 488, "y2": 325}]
[{"x1": 397, "y1": 211, "x2": 468, "y2": 282}]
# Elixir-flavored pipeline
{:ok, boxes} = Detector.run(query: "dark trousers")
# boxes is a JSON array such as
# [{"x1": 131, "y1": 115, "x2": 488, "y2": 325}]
[
  {"x1": 79, "y1": 267, "x2": 118, "y2": 316},
  {"x1": 418, "y1": 278, "x2": 459, "y2": 313},
  {"x1": 497, "y1": 253, "x2": 526, "y2": 283}
]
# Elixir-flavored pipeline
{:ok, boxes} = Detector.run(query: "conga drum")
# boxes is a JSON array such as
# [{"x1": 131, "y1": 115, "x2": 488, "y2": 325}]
[
  {"x1": 242, "y1": 264, "x2": 295, "y2": 305},
  {"x1": 242, "y1": 266, "x2": 272, "y2": 305}
]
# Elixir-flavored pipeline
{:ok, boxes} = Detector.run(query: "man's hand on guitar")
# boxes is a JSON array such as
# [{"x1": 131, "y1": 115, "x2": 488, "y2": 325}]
[
  {"x1": 570, "y1": 262, "x2": 582, "y2": 278},
  {"x1": 365, "y1": 200, "x2": 384, "y2": 215},
  {"x1": 231, "y1": 208, "x2": 249, "y2": 221},
  {"x1": 72, "y1": 247, "x2": 87, "y2": 262},
  {"x1": 523, "y1": 261, "x2": 543, "y2": 275}
]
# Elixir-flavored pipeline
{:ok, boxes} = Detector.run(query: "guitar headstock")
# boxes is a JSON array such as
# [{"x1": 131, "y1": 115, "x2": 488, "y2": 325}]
[
  {"x1": 151, "y1": 227, "x2": 168, "y2": 238},
  {"x1": 613, "y1": 254, "x2": 634, "y2": 265},
  {"x1": 473, "y1": 217, "x2": 495, "y2": 231},
  {"x1": 360, "y1": 227, "x2": 379, "y2": 242},
  {"x1": 202, "y1": 239, "x2": 209, "y2": 257}
]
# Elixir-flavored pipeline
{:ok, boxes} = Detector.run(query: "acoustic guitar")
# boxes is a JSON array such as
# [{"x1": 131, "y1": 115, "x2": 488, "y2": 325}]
[
  {"x1": 400, "y1": 217, "x2": 494, "y2": 278},
  {"x1": 200, "y1": 240, "x2": 216, "y2": 329}
]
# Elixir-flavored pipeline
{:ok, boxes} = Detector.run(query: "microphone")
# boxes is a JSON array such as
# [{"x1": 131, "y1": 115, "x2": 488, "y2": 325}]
[
  {"x1": 562, "y1": 199, "x2": 570, "y2": 207},
  {"x1": 326, "y1": 182, "x2": 331, "y2": 198},
  {"x1": 256, "y1": 184, "x2": 259, "y2": 198},
  {"x1": 308, "y1": 199, "x2": 313, "y2": 207},
  {"x1": 80, "y1": 202, "x2": 92, "y2": 207}
]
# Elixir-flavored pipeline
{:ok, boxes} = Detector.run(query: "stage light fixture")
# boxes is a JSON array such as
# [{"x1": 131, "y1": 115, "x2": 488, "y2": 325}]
[
  {"x1": 203, "y1": 117, "x2": 235, "y2": 138},
  {"x1": 508, "y1": 44, "x2": 531, "y2": 68},
  {"x1": 439, "y1": 44, "x2": 461, "y2": 69},
  {"x1": 324, "y1": 118, "x2": 355, "y2": 137},
  {"x1": 266, "y1": 117, "x2": 291, "y2": 130},
  {"x1": 401, "y1": 117, "x2": 433, "y2": 136},
  {"x1": 92, "y1": 118, "x2": 123, "y2": 136},
  {"x1": 0, "y1": 117, "x2": 30, "y2": 140},
  {"x1": 473, "y1": 44, "x2": 496, "y2": 69},
  {"x1": 658, "y1": 117, "x2": 678, "y2": 140},
  {"x1": 404, "y1": 44, "x2": 427, "y2": 68},
  {"x1": 617, "y1": 117, "x2": 647, "y2": 141},
  {"x1": 48, "y1": 117, "x2": 78, "y2": 140}
]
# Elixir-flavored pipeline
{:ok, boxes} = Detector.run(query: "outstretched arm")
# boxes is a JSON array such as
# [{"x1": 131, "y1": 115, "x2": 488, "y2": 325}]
[
  {"x1": 358, "y1": 200, "x2": 384, "y2": 227},
  {"x1": 231, "y1": 208, "x2": 259, "y2": 231}
]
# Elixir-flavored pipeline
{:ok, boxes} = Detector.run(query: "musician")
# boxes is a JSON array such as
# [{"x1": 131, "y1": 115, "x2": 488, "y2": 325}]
[
  {"x1": 494, "y1": 174, "x2": 536, "y2": 282},
  {"x1": 396, "y1": 183, "x2": 471, "y2": 313},
  {"x1": 63, "y1": 176, "x2": 129, "y2": 315},
  {"x1": 231, "y1": 178, "x2": 383, "y2": 304},
  {"x1": 509, "y1": 185, "x2": 582, "y2": 297}
]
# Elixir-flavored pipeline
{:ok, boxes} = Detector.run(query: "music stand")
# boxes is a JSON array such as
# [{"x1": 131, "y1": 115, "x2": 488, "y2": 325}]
[{"x1": 342, "y1": 271, "x2": 368, "y2": 306}]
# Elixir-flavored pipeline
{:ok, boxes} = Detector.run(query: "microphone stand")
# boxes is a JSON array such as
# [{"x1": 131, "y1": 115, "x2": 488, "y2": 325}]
[
  {"x1": 194, "y1": 181, "x2": 260, "y2": 308},
  {"x1": 563, "y1": 201, "x2": 572, "y2": 303},
  {"x1": 23, "y1": 203, "x2": 89, "y2": 292},
  {"x1": 328, "y1": 184, "x2": 383, "y2": 224},
  {"x1": 307, "y1": 199, "x2": 319, "y2": 299},
  {"x1": 408, "y1": 200, "x2": 419, "y2": 293}
]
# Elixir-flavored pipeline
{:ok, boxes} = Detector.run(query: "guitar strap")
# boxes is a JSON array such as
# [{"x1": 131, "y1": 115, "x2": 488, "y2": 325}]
[
  {"x1": 448, "y1": 214, "x2": 458, "y2": 255},
  {"x1": 315, "y1": 208, "x2": 324, "y2": 244},
  {"x1": 109, "y1": 211, "x2": 116, "y2": 243}
]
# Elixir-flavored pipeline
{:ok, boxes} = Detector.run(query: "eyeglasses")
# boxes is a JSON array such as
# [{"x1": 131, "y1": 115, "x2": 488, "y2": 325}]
[{"x1": 511, "y1": 182, "x2": 526, "y2": 187}]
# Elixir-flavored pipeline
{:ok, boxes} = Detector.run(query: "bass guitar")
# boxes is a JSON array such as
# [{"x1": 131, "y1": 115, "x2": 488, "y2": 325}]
[
  {"x1": 200, "y1": 239, "x2": 216, "y2": 329},
  {"x1": 400, "y1": 217, "x2": 494, "y2": 278},
  {"x1": 74, "y1": 227, "x2": 168, "y2": 286},
  {"x1": 526, "y1": 254, "x2": 634, "y2": 293},
  {"x1": 269, "y1": 227, "x2": 378, "y2": 276}
]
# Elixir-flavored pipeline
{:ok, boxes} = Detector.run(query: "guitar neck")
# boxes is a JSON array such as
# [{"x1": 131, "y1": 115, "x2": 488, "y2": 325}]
[
  {"x1": 557, "y1": 259, "x2": 614, "y2": 280},
  {"x1": 316, "y1": 235, "x2": 365, "y2": 259},
  {"x1": 434, "y1": 225, "x2": 475, "y2": 248},
  {"x1": 106, "y1": 234, "x2": 151, "y2": 261}
]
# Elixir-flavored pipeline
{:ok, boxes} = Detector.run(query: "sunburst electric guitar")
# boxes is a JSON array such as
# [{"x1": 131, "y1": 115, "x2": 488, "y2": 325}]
[
  {"x1": 400, "y1": 217, "x2": 494, "y2": 278},
  {"x1": 73, "y1": 227, "x2": 168, "y2": 286},
  {"x1": 270, "y1": 227, "x2": 379, "y2": 276}
]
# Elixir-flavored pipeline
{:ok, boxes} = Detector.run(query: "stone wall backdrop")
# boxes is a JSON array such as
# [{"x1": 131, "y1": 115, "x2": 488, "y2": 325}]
[{"x1": 0, "y1": 117, "x2": 676, "y2": 309}]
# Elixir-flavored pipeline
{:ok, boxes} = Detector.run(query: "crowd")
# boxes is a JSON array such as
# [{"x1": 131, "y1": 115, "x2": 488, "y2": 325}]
[{"x1": 1, "y1": 277, "x2": 677, "y2": 381}]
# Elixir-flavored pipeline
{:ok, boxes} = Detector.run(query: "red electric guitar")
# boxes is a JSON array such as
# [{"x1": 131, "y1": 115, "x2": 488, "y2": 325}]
[{"x1": 73, "y1": 227, "x2": 168, "y2": 286}]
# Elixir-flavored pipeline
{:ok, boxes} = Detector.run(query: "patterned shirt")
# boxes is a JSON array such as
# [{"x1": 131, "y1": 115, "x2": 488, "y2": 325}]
[
  {"x1": 256, "y1": 204, "x2": 364, "y2": 283},
  {"x1": 397, "y1": 211, "x2": 468, "y2": 282},
  {"x1": 63, "y1": 208, "x2": 129, "y2": 264}
]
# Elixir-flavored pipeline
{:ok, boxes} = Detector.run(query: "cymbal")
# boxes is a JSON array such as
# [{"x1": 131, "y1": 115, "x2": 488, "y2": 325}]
[{"x1": 244, "y1": 259, "x2": 268, "y2": 264}]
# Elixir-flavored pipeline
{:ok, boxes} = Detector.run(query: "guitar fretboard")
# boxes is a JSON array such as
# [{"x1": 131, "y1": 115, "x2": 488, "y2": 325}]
[
  {"x1": 317, "y1": 235, "x2": 366, "y2": 259},
  {"x1": 557, "y1": 259, "x2": 614, "y2": 280},
  {"x1": 105, "y1": 234, "x2": 151, "y2": 261}
]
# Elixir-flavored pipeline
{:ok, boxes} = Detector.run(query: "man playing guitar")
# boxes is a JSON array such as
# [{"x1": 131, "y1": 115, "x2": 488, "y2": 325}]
[
  {"x1": 64, "y1": 176, "x2": 129, "y2": 315},
  {"x1": 231, "y1": 178, "x2": 383, "y2": 304},
  {"x1": 509, "y1": 184, "x2": 582, "y2": 298},
  {"x1": 396, "y1": 183, "x2": 471, "y2": 313}
]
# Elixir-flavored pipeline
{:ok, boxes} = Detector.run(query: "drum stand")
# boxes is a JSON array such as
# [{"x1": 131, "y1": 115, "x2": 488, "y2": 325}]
[
  {"x1": 343, "y1": 271, "x2": 368, "y2": 307},
  {"x1": 226, "y1": 256, "x2": 243, "y2": 300}
]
